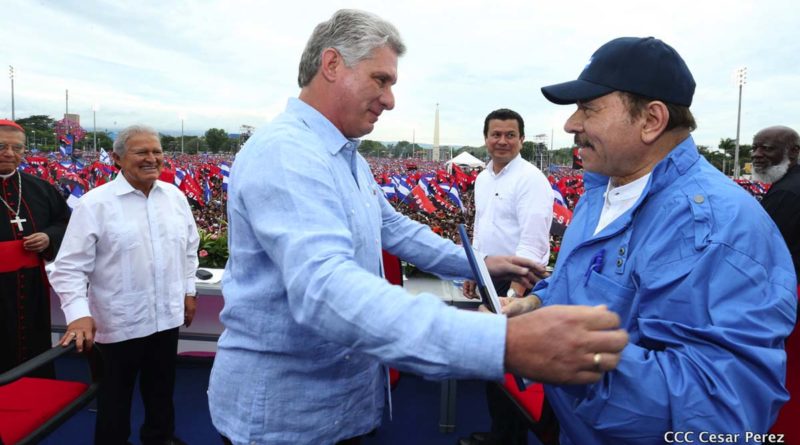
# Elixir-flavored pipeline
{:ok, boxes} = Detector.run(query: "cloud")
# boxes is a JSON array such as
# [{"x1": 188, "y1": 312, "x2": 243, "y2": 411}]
[{"x1": 2, "y1": 0, "x2": 799, "y2": 149}]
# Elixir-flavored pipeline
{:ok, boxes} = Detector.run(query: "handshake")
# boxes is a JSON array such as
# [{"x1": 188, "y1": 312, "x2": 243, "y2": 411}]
[{"x1": 471, "y1": 255, "x2": 629, "y2": 385}]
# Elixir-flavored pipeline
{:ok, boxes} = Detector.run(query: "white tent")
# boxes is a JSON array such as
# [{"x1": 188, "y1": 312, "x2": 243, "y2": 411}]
[{"x1": 446, "y1": 151, "x2": 485, "y2": 169}]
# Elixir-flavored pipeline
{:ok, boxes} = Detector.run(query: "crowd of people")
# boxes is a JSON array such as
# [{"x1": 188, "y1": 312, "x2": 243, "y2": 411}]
[{"x1": 12, "y1": 144, "x2": 774, "y2": 260}]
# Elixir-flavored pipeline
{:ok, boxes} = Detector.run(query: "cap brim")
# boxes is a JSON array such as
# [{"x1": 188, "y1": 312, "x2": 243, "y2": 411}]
[{"x1": 541, "y1": 79, "x2": 615, "y2": 105}]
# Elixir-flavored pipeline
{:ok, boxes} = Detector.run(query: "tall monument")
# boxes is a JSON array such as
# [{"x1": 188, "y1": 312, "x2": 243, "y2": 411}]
[{"x1": 432, "y1": 103, "x2": 440, "y2": 161}]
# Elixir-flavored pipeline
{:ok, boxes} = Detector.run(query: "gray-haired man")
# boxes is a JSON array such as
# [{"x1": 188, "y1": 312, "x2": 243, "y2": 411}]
[
  {"x1": 51, "y1": 125, "x2": 199, "y2": 445},
  {"x1": 208, "y1": 9, "x2": 627, "y2": 445}
]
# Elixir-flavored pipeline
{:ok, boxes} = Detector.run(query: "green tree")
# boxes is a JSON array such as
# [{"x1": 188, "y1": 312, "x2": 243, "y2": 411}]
[
  {"x1": 359, "y1": 139, "x2": 385, "y2": 157},
  {"x1": 16, "y1": 115, "x2": 56, "y2": 150},
  {"x1": 205, "y1": 128, "x2": 229, "y2": 153},
  {"x1": 548, "y1": 147, "x2": 574, "y2": 166},
  {"x1": 521, "y1": 141, "x2": 535, "y2": 161},
  {"x1": 394, "y1": 140, "x2": 412, "y2": 157},
  {"x1": 160, "y1": 134, "x2": 178, "y2": 152},
  {"x1": 83, "y1": 131, "x2": 115, "y2": 152},
  {"x1": 717, "y1": 137, "x2": 752, "y2": 175},
  {"x1": 463, "y1": 145, "x2": 488, "y2": 160}
]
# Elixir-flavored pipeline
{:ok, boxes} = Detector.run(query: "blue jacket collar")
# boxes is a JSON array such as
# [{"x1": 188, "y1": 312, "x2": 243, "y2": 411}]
[{"x1": 583, "y1": 135, "x2": 699, "y2": 196}]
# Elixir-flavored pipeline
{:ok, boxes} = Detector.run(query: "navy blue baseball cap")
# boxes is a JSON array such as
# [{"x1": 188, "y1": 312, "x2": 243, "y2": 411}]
[{"x1": 541, "y1": 37, "x2": 696, "y2": 107}]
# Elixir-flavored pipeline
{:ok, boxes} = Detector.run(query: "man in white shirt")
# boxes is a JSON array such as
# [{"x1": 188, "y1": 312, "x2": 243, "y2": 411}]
[
  {"x1": 467, "y1": 108, "x2": 553, "y2": 298},
  {"x1": 49, "y1": 125, "x2": 199, "y2": 445},
  {"x1": 461, "y1": 109, "x2": 554, "y2": 445}
]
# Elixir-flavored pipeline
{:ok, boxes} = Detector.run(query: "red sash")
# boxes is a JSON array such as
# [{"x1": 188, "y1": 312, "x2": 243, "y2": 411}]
[{"x1": 0, "y1": 240, "x2": 40, "y2": 273}]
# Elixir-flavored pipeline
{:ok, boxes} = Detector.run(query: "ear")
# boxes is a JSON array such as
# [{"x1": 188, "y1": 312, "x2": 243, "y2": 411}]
[
  {"x1": 640, "y1": 101, "x2": 669, "y2": 144},
  {"x1": 111, "y1": 152, "x2": 122, "y2": 167},
  {"x1": 319, "y1": 48, "x2": 343, "y2": 83},
  {"x1": 789, "y1": 144, "x2": 800, "y2": 163}
]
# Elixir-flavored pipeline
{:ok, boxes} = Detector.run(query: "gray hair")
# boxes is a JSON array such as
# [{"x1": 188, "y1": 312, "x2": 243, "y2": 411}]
[
  {"x1": 112, "y1": 124, "x2": 160, "y2": 156},
  {"x1": 297, "y1": 9, "x2": 406, "y2": 87}
]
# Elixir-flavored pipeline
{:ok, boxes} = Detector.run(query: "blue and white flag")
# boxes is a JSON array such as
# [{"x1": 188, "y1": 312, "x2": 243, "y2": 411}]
[
  {"x1": 440, "y1": 183, "x2": 465, "y2": 212},
  {"x1": 174, "y1": 168, "x2": 185, "y2": 187},
  {"x1": 66, "y1": 184, "x2": 84, "y2": 209},
  {"x1": 552, "y1": 183, "x2": 565, "y2": 207},
  {"x1": 99, "y1": 149, "x2": 112, "y2": 165},
  {"x1": 203, "y1": 178, "x2": 212, "y2": 203},
  {"x1": 392, "y1": 175, "x2": 411, "y2": 201},
  {"x1": 381, "y1": 183, "x2": 397, "y2": 200},
  {"x1": 417, "y1": 177, "x2": 435, "y2": 196},
  {"x1": 220, "y1": 162, "x2": 230, "y2": 192}
]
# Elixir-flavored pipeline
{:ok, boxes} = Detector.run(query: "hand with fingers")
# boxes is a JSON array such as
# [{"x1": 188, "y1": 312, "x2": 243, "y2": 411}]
[
  {"x1": 60, "y1": 316, "x2": 96, "y2": 353},
  {"x1": 184, "y1": 295, "x2": 197, "y2": 327},
  {"x1": 477, "y1": 294, "x2": 542, "y2": 317},
  {"x1": 484, "y1": 255, "x2": 550, "y2": 290},
  {"x1": 504, "y1": 304, "x2": 628, "y2": 385},
  {"x1": 462, "y1": 280, "x2": 478, "y2": 299},
  {"x1": 22, "y1": 232, "x2": 50, "y2": 253}
]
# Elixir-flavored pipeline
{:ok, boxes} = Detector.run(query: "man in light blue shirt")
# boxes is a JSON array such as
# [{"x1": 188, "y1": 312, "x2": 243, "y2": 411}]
[{"x1": 208, "y1": 10, "x2": 628, "y2": 445}]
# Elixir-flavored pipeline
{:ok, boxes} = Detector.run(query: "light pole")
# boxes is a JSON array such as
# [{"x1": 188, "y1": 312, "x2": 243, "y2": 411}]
[
  {"x1": 92, "y1": 104, "x2": 99, "y2": 152},
  {"x1": 179, "y1": 114, "x2": 185, "y2": 154},
  {"x1": 9, "y1": 66, "x2": 14, "y2": 120},
  {"x1": 733, "y1": 67, "x2": 747, "y2": 178},
  {"x1": 32, "y1": 130, "x2": 35, "y2": 150},
  {"x1": 721, "y1": 147, "x2": 726, "y2": 175}
]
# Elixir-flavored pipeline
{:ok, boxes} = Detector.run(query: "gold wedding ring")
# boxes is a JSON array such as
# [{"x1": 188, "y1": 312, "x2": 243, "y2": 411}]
[{"x1": 593, "y1": 352, "x2": 602, "y2": 370}]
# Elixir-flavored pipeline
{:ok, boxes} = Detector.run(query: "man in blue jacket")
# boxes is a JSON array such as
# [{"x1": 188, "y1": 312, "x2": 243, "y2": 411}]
[{"x1": 503, "y1": 37, "x2": 797, "y2": 444}]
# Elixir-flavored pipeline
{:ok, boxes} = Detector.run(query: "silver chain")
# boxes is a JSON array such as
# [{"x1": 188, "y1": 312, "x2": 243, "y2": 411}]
[{"x1": 0, "y1": 170, "x2": 23, "y2": 218}]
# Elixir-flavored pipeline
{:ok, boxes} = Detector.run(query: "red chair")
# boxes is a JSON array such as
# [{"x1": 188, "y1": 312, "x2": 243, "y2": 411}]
[
  {"x1": 0, "y1": 344, "x2": 99, "y2": 445},
  {"x1": 497, "y1": 375, "x2": 559, "y2": 445},
  {"x1": 382, "y1": 250, "x2": 404, "y2": 390},
  {"x1": 770, "y1": 286, "x2": 800, "y2": 443}
]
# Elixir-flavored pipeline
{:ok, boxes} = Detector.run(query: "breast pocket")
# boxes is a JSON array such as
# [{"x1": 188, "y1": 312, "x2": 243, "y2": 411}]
[
  {"x1": 109, "y1": 224, "x2": 141, "y2": 251},
  {"x1": 584, "y1": 270, "x2": 637, "y2": 323},
  {"x1": 491, "y1": 194, "x2": 518, "y2": 224}
]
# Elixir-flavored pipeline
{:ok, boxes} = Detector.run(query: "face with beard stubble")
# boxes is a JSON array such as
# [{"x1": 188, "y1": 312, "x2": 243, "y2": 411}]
[{"x1": 564, "y1": 92, "x2": 647, "y2": 184}]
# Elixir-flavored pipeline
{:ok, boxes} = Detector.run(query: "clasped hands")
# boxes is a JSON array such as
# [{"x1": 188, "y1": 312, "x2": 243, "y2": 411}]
[{"x1": 469, "y1": 255, "x2": 629, "y2": 385}]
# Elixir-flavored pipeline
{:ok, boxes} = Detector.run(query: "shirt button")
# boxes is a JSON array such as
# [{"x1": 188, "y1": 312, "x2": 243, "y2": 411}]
[
  {"x1": 618, "y1": 247, "x2": 625, "y2": 256},
  {"x1": 694, "y1": 195, "x2": 704, "y2": 204},
  {"x1": 616, "y1": 258, "x2": 624, "y2": 267},
  {"x1": 345, "y1": 355, "x2": 350, "y2": 360}
]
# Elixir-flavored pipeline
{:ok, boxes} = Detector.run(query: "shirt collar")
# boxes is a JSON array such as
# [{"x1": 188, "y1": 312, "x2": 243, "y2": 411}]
[
  {"x1": 486, "y1": 154, "x2": 523, "y2": 178},
  {"x1": 286, "y1": 97, "x2": 360, "y2": 156},
  {"x1": 112, "y1": 172, "x2": 163, "y2": 196},
  {"x1": 604, "y1": 172, "x2": 651, "y2": 204}
]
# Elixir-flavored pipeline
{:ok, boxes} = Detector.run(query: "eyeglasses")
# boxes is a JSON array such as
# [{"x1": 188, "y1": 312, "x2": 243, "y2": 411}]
[{"x1": 0, "y1": 143, "x2": 25, "y2": 154}]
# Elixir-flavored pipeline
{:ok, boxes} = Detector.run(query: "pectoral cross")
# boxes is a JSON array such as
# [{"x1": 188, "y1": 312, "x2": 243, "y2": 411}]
[{"x1": 10, "y1": 215, "x2": 26, "y2": 231}]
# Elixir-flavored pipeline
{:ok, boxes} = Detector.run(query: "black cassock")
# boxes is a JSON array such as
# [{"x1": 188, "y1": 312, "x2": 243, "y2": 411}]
[{"x1": 0, "y1": 171, "x2": 69, "y2": 377}]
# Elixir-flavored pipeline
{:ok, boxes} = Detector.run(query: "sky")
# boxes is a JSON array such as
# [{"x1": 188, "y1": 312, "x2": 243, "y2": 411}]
[{"x1": 3, "y1": 0, "x2": 800, "y2": 151}]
